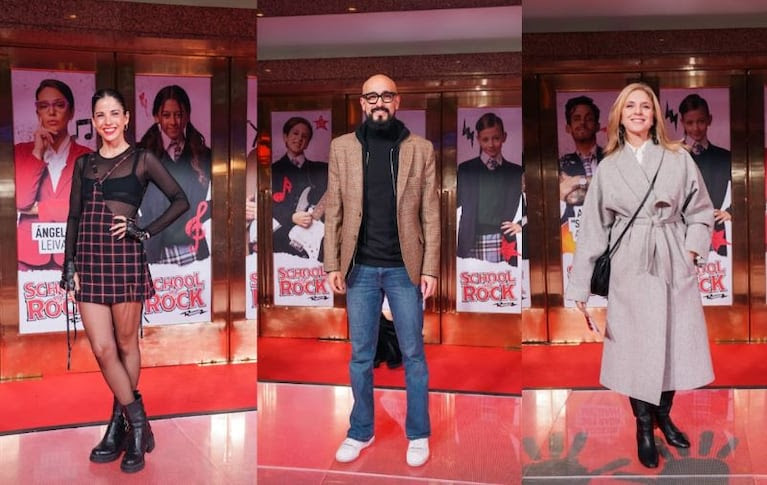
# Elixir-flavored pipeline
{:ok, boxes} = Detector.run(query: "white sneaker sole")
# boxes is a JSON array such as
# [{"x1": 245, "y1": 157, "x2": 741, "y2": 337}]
[{"x1": 335, "y1": 436, "x2": 375, "y2": 463}]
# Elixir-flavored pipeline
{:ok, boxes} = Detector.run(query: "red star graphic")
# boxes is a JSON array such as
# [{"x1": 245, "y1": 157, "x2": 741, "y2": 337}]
[
  {"x1": 314, "y1": 115, "x2": 329, "y2": 130},
  {"x1": 711, "y1": 229, "x2": 730, "y2": 252},
  {"x1": 501, "y1": 238, "x2": 519, "y2": 261}
]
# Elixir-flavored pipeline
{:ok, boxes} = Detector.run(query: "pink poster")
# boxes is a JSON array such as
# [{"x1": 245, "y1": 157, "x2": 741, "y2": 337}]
[
  {"x1": 245, "y1": 77, "x2": 258, "y2": 320},
  {"x1": 270, "y1": 110, "x2": 332, "y2": 307},
  {"x1": 134, "y1": 75, "x2": 213, "y2": 325},
  {"x1": 661, "y1": 87, "x2": 732, "y2": 306},
  {"x1": 396, "y1": 110, "x2": 427, "y2": 139},
  {"x1": 556, "y1": 90, "x2": 618, "y2": 309},
  {"x1": 12, "y1": 69, "x2": 96, "y2": 334},
  {"x1": 456, "y1": 107, "x2": 524, "y2": 314}
]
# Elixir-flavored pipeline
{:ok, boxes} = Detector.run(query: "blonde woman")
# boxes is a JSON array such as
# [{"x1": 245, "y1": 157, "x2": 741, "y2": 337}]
[{"x1": 565, "y1": 82, "x2": 715, "y2": 468}]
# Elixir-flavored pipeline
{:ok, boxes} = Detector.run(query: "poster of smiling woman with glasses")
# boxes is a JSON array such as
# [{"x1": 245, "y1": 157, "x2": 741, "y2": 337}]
[{"x1": 13, "y1": 69, "x2": 96, "y2": 334}]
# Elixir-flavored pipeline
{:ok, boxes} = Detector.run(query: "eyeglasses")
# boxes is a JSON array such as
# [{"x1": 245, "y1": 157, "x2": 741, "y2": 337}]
[
  {"x1": 35, "y1": 99, "x2": 69, "y2": 111},
  {"x1": 361, "y1": 91, "x2": 397, "y2": 104}
]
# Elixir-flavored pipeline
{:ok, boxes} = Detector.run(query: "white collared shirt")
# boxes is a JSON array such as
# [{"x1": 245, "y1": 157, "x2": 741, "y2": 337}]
[
  {"x1": 289, "y1": 154, "x2": 306, "y2": 168},
  {"x1": 628, "y1": 139, "x2": 651, "y2": 165},
  {"x1": 684, "y1": 137, "x2": 709, "y2": 151},
  {"x1": 160, "y1": 127, "x2": 185, "y2": 160},
  {"x1": 575, "y1": 145, "x2": 599, "y2": 176},
  {"x1": 43, "y1": 136, "x2": 71, "y2": 191},
  {"x1": 480, "y1": 152, "x2": 501, "y2": 170}
]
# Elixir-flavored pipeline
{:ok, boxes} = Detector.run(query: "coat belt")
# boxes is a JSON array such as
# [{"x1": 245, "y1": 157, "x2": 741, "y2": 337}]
[{"x1": 621, "y1": 214, "x2": 684, "y2": 286}]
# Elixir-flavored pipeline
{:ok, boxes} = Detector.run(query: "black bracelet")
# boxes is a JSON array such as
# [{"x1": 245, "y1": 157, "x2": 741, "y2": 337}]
[{"x1": 125, "y1": 218, "x2": 150, "y2": 242}]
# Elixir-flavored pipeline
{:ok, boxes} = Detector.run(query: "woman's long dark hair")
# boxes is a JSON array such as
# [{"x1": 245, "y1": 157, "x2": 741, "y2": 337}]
[{"x1": 138, "y1": 85, "x2": 209, "y2": 186}]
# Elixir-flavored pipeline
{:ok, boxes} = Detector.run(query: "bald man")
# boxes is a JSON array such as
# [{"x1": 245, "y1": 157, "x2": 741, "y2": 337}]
[{"x1": 324, "y1": 74, "x2": 440, "y2": 467}]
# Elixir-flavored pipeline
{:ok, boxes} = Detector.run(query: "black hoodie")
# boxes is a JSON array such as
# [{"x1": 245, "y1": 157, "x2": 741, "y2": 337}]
[{"x1": 354, "y1": 117, "x2": 410, "y2": 267}]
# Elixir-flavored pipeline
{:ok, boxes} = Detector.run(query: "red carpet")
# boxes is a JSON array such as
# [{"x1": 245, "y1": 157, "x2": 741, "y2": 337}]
[
  {"x1": 524, "y1": 342, "x2": 767, "y2": 389},
  {"x1": 0, "y1": 363, "x2": 257, "y2": 434},
  {"x1": 257, "y1": 337, "x2": 520, "y2": 395}
]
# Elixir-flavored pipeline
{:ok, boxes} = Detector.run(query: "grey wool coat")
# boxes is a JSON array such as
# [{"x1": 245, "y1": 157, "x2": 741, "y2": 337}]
[{"x1": 565, "y1": 142, "x2": 715, "y2": 405}]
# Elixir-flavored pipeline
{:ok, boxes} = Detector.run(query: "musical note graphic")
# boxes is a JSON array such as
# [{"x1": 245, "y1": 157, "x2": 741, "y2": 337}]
[
  {"x1": 185, "y1": 200, "x2": 208, "y2": 254},
  {"x1": 273, "y1": 176, "x2": 292, "y2": 203},
  {"x1": 74, "y1": 119, "x2": 93, "y2": 140}
]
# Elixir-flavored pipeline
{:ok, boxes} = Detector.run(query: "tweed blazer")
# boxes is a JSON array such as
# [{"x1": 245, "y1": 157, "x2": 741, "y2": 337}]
[{"x1": 323, "y1": 131, "x2": 440, "y2": 286}]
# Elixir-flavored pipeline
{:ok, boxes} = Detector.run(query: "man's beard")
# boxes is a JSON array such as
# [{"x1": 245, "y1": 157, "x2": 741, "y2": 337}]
[
  {"x1": 366, "y1": 108, "x2": 395, "y2": 131},
  {"x1": 572, "y1": 131, "x2": 597, "y2": 143}
]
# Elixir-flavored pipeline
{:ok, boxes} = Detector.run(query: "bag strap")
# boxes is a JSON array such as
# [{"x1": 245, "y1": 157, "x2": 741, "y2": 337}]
[
  {"x1": 97, "y1": 148, "x2": 134, "y2": 184},
  {"x1": 608, "y1": 149, "x2": 665, "y2": 257}
]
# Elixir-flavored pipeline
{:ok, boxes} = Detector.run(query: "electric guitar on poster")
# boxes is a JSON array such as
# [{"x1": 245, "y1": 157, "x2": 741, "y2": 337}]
[{"x1": 288, "y1": 186, "x2": 324, "y2": 260}]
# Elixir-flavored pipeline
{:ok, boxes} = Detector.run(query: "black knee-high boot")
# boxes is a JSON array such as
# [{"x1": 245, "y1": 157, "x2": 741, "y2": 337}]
[
  {"x1": 629, "y1": 397, "x2": 659, "y2": 468},
  {"x1": 90, "y1": 397, "x2": 128, "y2": 463},
  {"x1": 655, "y1": 391, "x2": 690, "y2": 448},
  {"x1": 374, "y1": 315, "x2": 390, "y2": 369},
  {"x1": 121, "y1": 394, "x2": 155, "y2": 473}
]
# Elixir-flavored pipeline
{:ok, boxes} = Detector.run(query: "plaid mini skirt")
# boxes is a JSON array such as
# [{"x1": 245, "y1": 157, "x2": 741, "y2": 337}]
[
  {"x1": 468, "y1": 232, "x2": 503, "y2": 263},
  {"x1": 75, "y1": 185, "x2": 155, "y2": 304}
]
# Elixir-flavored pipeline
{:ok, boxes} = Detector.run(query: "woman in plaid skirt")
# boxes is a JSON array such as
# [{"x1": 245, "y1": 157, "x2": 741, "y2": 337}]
[
  {"x1": 456, "y1": 112, "x2": 524, "y2": 264},
  {"x1": 61, "y1": 88, "x2": 189, "y2": 473}
]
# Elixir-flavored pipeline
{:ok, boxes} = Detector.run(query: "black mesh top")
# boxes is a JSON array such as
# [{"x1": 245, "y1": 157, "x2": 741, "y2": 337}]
[{"x1": 64, "y1": 146, "x2": 189, "y2": 263}]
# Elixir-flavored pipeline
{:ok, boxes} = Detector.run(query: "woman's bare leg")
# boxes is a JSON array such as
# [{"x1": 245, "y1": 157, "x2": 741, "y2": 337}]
[{"x1": 79, "y1": 302, "x2": 134, "y2": 405}]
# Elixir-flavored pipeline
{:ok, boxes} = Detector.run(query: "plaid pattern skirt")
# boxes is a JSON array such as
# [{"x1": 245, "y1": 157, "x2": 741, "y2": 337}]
[
  {"x1": 468, "y1": 233, "x2": 503, "y2": 263},
  {"x1": 159, "y1": 244, "x2": 197, "y2": 265},
  {"x1": 75, "y1": 185, "x2": 155, "y2": 304}
]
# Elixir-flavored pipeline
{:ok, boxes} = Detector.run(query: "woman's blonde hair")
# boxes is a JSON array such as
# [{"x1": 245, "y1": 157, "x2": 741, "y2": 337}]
[{"x1": 604, "y1": 82, "x2": 682, "y2": 156}]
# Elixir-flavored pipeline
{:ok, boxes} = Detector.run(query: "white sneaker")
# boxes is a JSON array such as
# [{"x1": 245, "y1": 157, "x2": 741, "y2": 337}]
[
  {"x1": 335, "y1": 436, "x2": 375, "y2": 463},
  {"x1": 406, "y1": 438, "x2": 430, "y2": 467}
]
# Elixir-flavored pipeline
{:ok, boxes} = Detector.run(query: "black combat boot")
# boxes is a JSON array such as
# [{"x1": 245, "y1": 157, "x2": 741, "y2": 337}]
[
  {"x1": 655, "y1": 391, "x2": 690, "y2": 448},
  {"x1": 89, "y1": 397, "x2": 128, "y2": 463},
  {"x1": 629, "y1": 397, "x2": 659, "y2": 468},
  {"x1": 121, "y1": 395, "x2": 155, "y2": 473}
]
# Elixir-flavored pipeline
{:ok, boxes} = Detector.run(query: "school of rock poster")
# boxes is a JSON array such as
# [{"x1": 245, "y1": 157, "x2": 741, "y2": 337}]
[
  {"x1": 13, "y1": 69, "x2": 96, "y2": 334},
  {"x1": 245, "y1": 77, "x2": 258, "y2": 320},
  {"x1": 134, "y1": 75, "x2": 213, "y2": 324},
  {"x1": 556, "y1": 90, "x2": 617, "y2": 308},
  {"x1": 661, "y1": 87, "x2": 732, "y2": 306},
  {"x1": 455, "y1": 106, "x2": 524, "y2": 314},
  {"x1": 270, "y1": 110, "x2": 332, "y2": 307}
]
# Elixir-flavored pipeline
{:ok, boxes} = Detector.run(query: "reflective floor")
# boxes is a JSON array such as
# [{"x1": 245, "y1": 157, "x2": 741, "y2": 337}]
[
  {"x1": 258, "y1": 382, "x2": 522, "y2": 484},
  {"x1": 0, "y1": 411, "x2": 257, "y2": 485},
  {"x1": 6, "y1": 385, "x2": 766, "y2": 483},
  {"x1": 523, "y1": 388, "x2": 767, "y2": 483}
]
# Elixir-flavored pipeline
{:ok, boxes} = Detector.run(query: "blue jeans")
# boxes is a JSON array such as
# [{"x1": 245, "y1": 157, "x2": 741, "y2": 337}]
[{"x1": 345, "y1": 264, "x2": 430, "y2": 441}]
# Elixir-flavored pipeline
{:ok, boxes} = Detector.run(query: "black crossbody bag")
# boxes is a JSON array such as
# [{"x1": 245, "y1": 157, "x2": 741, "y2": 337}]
[{"x1": 590, "y1": 150, "x2": 665, "y2": 297}]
